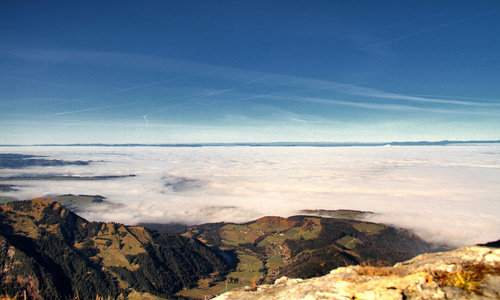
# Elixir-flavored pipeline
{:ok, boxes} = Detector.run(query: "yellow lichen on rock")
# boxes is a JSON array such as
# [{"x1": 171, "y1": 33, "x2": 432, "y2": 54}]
[{"x1": 214, "y1": 246, "x2": 500, "y2": 300}]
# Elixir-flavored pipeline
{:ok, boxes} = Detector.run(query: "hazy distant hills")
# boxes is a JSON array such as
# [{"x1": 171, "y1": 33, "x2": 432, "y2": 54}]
[
  {"x1": 0, "y1": 154, "x2": 90, "y2": 169},
  {"x1": 2, "y1": 140, "x2": 500, "y2": 147},
  {"x1": 0, "y1": 198, "x2": 446, "y2": 299}
]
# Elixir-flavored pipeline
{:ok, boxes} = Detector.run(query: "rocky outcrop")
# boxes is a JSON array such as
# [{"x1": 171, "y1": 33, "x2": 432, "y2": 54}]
[{"x1": 214, "y1": 245, "x2": 500, "y2": 299}]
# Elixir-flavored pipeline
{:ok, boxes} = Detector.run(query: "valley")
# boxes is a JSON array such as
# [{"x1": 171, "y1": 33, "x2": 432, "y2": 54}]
[{"x1": 0, "y1": 197, "x2": 445, "y2": 299}]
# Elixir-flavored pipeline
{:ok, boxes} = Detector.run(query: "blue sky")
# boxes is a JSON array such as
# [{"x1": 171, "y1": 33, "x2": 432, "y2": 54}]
[{"x1": 1, "y1": 0, "x2": 499, "y2": 144}]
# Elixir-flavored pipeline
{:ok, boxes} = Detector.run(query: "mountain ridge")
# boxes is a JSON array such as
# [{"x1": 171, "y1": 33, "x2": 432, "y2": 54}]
[
  {"x1": 0, "y1": 198, "x2": 227, "y2": 299},
  {"x1": 0, "y1": 198, "x2": 463, "y2": 299},
  {"x1": 176, "y1": 212, "x2": 446, "y2": 298}
]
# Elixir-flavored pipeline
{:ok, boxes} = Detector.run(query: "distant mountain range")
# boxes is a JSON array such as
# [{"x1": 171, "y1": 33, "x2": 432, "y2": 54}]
[
  {"x1": 1, "y1": 140, "x2": 499, "y2": 147},
  {"x1": 0, "y1": 198, "x2": 448, "y2": 299}
]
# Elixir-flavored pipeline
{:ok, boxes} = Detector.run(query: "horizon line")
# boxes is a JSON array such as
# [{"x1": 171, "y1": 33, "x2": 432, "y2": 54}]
[{"x1": 1, "y1": 140, "x2": 500, "y2": 147}]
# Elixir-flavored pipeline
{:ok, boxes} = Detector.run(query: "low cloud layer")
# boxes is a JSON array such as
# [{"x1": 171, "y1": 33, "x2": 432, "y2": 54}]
[{"x1": 1, "y1": 145, "x2": 499, "y2": 247}]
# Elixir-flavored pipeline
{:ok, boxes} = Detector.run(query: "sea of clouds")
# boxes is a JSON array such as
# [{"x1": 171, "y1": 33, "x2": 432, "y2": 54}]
[{"x1": 1, "y1": 145, "x2": 499, "y2": 247}]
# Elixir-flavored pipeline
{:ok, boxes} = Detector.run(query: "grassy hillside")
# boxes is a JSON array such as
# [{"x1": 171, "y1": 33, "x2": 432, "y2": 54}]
[
  {"x1": 0, "y1": 198, "x2": 227, "y2": 300},
  {"x1": 176, "y1": 213, "x2": 442, "y2": 299}
]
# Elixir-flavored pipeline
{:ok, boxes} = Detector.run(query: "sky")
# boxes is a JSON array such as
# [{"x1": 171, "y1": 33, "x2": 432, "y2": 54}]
[{"x1": 1, "y1": 1, "x2": 500, "y2": 144}]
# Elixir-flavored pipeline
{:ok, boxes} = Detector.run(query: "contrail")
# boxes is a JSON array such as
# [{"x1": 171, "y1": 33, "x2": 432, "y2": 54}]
[
  {"x1": 143, "y1": 108, "x2": 170, "y2": 127},
  {"x1": 48, "y1": 76, "x2": 186, "y2": 109},
  {"x1": 141, "y1": 76, "x2": 273, "y2": 127},
  {"x1": 340, "y1": 85, "x2": 500, "y2": 107},
  {"x1": 353, "y1": 10, "x2": 455, "y2": 37},
  {"x1": 101, "y1": 76, "x2": 186, "y2": 96},
  {"x1": 297, "y1": 96, "x2": 497, "y2": 116},
  {"x1": 50, "y1": 103, "x2": 132, "y2": 116},
  {"x1": 403, "y1": 94, "x2": 500, "y2": 103},
  {"x1": 139, "y1": 77, "x2": 374, "y2": 128},
  {"x1": 365, "y1": 12, "x2": 494, "y2": 49},
  {"x1": 49, "y1": 76, "x2": 187, "y2": 119}
]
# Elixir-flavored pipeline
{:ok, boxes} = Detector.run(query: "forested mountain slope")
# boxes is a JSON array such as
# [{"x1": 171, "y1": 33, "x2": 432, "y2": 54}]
[{"x1": 0, "y1": 198, "x2": 227, "y2": 299}]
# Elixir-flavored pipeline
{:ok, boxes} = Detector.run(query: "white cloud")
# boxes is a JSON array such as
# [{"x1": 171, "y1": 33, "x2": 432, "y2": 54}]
[{"x1": 1, "y1": 145, "x2": 499, "y2": 247}]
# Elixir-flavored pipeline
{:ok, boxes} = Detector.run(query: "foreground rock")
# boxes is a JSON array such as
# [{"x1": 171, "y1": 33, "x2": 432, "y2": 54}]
[{"x1": 214, "y1": 245, "x2": 500, "y2": 300}]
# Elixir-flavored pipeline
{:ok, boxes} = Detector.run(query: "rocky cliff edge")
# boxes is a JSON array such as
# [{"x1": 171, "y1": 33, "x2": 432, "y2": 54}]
[{"x1": 214, "y1": 245, "x2": 500, "y2": 300}]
